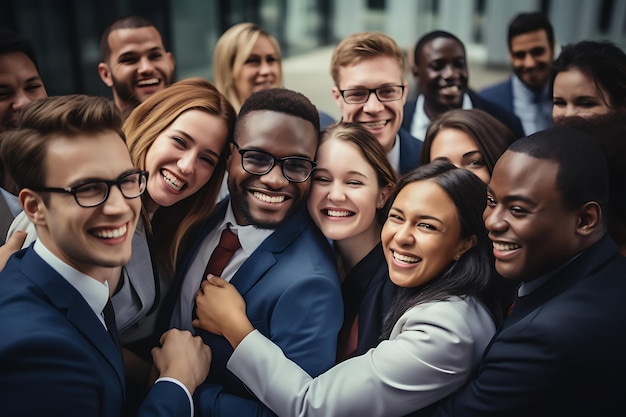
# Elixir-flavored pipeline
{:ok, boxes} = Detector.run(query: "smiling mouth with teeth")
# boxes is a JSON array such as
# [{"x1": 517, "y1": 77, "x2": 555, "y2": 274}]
[
  {"x1": 392, "y1": 250, "x2": 420, "y2": 264},
  {"x1": 162, "y1": 170, "x2": 185, "y2": 191},
  {"x1": 440, "y1": 85, "x2": 461, "y2": 94},
  {"x1": 253, "y1": 191, "x2": 286, "y2": 203},
  {"x1": 493, "y1": 242, "x2": 521, "y2": 251},
  {"x1": 93, "y1": 224, "x2": 127, "y2": 239},
  {"x1": 323, "y1": 209, "x2": 354, "y2": 217},
  {"x1": 137, "y1": 78, "x2": 160, "y2": 87},
  {"x1": 362, "y1": 121, "x2": 387, "y2": 129}
]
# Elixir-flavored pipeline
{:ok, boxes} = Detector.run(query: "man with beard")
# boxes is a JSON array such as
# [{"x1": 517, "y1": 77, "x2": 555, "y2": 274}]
[
  {"x1": 403, "y1": 30, "x2": 524, "y2": 142},
  {"x1": 162, "y1": 88, "x2": 343, "y2": 416},
  {"x1": 98, "y1": 16, "x2": 175, "y2": 119},
  {"x1": 480, "y1": 13, "x2": 555, "y2": 135}
]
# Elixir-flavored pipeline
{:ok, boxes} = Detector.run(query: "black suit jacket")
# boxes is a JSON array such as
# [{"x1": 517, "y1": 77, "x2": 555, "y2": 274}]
[
  {"x1": 430, "y1": 236, "x2": 626, "y2": 417},
  {"x1": 402, "y1": 91, "x2": 525, "y2": 140}
]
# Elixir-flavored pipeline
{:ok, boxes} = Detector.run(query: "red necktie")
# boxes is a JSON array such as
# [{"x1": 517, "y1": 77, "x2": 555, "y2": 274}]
[
  {"x1": 202, "y1": 227, "x2": 241, "y2": 279},
  {"x1": 192, "y1": 227, "x2": 241, "y2": 320}
]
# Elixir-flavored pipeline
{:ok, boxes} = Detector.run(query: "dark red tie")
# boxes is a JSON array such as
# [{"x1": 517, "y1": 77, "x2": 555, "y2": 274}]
[
  {"x1": 202, "y1": 227, "x2": 241, "y2": 279},
  {"x1": 193, "y1": 228, "x2": 241, "y2": 320}
]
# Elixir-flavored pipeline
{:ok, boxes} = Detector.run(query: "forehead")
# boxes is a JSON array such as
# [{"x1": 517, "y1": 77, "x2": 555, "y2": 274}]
[
  {"x1": 554, "y1": 68, "x2": 600, "y2": 94},
  {"x1": 107, "y1": 26, "x2": 164, "y2": 55},
  {"x1": 44, "y1": 131, "x2": 133, "y2": 182},
  {"x1": 337, "y1": 55, "x2": 403, "y2": 88},
  {"x1": 0, "y1": 52, "x2": 39, "y2": 78},
  {"x1": 317, "y1": 138, "x2": 369, "y2": 168},
  {"x1": 236, "y1": 110, "x2": 317, "y2": 158},
  {"x1": 510, "y1": 30, "x2": 551, "y2": 51},
  {"x1": 490, "y1": 151, "x2": 560, "y2": 200},
  {"x1": 394, "y1": 179, "x2": 459, "y2": 220},
  {"x1": 431, "y1": 128, "x2": 479, "y2": 155},
  {"x1": 250, "y1": 35, "x2": 278, "y2": 54},
  {"x1": 420, "y1": 37, "x2": 465, "y2": 62}
]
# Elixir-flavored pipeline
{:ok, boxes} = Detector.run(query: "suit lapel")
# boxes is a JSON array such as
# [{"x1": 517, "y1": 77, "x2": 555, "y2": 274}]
[
  {"x1": 21, "y1": 249, "x2": 126, "y2": 391},
  {"x1": 230, "y1": 207, "x2": 310, "y2": 295}
]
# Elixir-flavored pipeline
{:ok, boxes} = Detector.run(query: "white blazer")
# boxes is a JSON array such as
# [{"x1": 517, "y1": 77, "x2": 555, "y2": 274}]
[{"x1": 228, "y1": 296, "x2": 495, "y2": 417}]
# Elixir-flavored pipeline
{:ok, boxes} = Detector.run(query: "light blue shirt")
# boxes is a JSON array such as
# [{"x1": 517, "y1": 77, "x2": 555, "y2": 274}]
[{"x1": 511, "y1": 75, "x2": 553, "y2": 135}]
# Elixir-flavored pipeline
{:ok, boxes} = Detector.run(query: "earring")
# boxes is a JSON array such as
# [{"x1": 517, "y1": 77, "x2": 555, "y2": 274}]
[{"x1": 454, "y1": 255, "x2": 460, "y2": 261}]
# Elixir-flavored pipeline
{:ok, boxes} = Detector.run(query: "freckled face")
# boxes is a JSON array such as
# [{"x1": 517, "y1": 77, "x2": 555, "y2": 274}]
[{"x1": 382, "y1": 180, "x2": 469, "y2": 288}]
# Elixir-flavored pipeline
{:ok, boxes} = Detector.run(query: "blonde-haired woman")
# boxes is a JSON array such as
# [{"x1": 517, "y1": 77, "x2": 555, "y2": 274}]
[{"x1": 213, "y1": 23, "x2": 282, "y2": 112}]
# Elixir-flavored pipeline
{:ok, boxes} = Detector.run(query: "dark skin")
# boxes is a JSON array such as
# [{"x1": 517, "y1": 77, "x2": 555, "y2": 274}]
[{"x1": 413, "y1": 37, "x2": 468, "y2": 121}]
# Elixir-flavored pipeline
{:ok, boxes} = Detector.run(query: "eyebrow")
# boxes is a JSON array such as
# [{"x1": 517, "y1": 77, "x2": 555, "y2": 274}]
[
  {"x1": 172, "y1": 129, "x2": 220, "y2": 158},
  {"x1": 461, "y1": 150, "x2": 482, "y2": 159},
  {"x1": 487, "y1": 186, "x2": 536, "y2": 206},
  {"x1": 68, "y1": 168, "x2": 138, "y2": 187},
  {"x1": 390, "y1": 207, "x2": 444, "y2": 224}
]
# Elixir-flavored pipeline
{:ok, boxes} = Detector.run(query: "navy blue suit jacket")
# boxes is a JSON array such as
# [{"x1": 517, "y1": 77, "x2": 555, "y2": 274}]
[
  {"x1": 479, "y1": 78, "x2": 514, "y2": 114},
  {"x1": 402, "y1": 90, "x2": 524, "y2": 139},
  {"x1": 0, "y1": 247, "x2": 192, "y2": 417},
  {"x1": 165, "y1": 199, "x2": 343, "y2": 416},
  {"x1": 430, "y1": 236, "x2": 626, "y2": 417},
  {"x1": 398, "y1": 128, "x2": 423, "y2": 175}
]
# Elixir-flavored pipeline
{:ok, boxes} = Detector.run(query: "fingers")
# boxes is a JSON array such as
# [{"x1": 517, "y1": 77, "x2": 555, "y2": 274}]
[{"x1": 7, "y1": 230, "x2": 27, "y2": 248}]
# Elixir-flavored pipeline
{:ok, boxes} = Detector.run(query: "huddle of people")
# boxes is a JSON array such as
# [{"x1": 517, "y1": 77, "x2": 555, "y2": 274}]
[{"x1": 0, "y1": 10, "x2": 625, "y2": 417}]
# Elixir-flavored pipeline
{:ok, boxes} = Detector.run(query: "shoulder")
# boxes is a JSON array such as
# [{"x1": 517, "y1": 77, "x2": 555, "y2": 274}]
[
  {"x1": 479, "y1": 79, "x2": 511, "y2": 97},
  {"x1": 392, "y1": 297, "x2": 495, "y2": 344}
]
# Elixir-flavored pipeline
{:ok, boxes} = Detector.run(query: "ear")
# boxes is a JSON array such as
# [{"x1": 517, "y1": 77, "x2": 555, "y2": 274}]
[
  {"x1": 97, "y1": 62, "x2": 114, "y2": 87},
  {"x1": 455, "y1": 234, "x2": 477, "y2": 260},
  {"x1": 377, "y1": 184, "x2": 393, "y2": 209},
  {"x1": 20, "y1": 189, "x2": 47, "y2": 227},
  {"x1": 331, "y1": 86, "x2": 345, "y2": 113},
  {"x1": 576, "y1": 201, "x2": 602, "y2": 237},
  {"x1": 166, "y1": 51, "x2": 175, "y2": 69}
]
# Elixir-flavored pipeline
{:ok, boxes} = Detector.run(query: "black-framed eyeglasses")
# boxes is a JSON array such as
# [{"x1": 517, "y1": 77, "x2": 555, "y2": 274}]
[
  {"x1": 233, "y1": 143, "x2": 316, "y2": 183},
  {"x1": 30, "y1": 170, "x2": 148, "y2": 208},
  {"x1": 339, "y1": 85, "x2": 405, "y2": 104}
]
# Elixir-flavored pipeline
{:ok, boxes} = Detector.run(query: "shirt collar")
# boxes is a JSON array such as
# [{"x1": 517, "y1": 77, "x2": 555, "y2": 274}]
[
  {"x1": 387, "y1": 133, "x2": 401, "y2": 174},
  {"x1": 222, "y1": 201, "x2": 274, "y2": 257},
  {"x1": 414, "y1": 93, "x2": 473, "y2": 140},
  {"x1": 33, "y1": 239, "x2": 109, "y2": 320}
]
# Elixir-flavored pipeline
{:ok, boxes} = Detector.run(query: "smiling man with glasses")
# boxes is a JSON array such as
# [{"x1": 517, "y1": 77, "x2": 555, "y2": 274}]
[
  {"x1": 164, "y1": 88, "x2": 343, "y2": 417},
  {"x1": 0, "y1": 94, "x2": 211, "y2": 417},
  {"x1": 330, "y1": 31, "x2": 422, "y2": 175}
]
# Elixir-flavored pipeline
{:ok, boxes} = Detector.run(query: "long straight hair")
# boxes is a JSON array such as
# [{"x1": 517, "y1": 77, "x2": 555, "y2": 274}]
[{"x1": 381, "y1": 162, "x2": 494, "y2": 338}]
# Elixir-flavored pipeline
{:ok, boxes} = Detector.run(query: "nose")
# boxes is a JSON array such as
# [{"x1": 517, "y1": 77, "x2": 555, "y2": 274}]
[
  {"x1": 12, "y1": 90, "x2": 31, "y2": 111},
  {"x1": 177, "y1": 152, "x2": 195, "y2": 175},
  {"x1": 327, "y1": 182, "x2": 346, "y2": 202},
  {"x1": 523, "y1": 54, "x2": 536, "y2": 69},
  {"x1": 259, "y1": 59, "x2": 272, "y2": 75},
  {"x1": 393, "y1": 222, "x2": 415, "y2": 246},
  {"x1": 101, "y1": 185, "x2": 131, "y2": 215},
  {"x1": 137, "y1": 56, "x2": 155, "y2": 74},
  {"x1": 483, "y1": 205, "x2": 507, "y2": 234},
  {"x1": 259, "y1": 163, "x2": 289, "y2": 189},
  {"x1": 363, "y1": 90, "x2": 384, "y2": 113},
  {"x1": 442, "y1": 64, "x2": 455, "y2": 79}
]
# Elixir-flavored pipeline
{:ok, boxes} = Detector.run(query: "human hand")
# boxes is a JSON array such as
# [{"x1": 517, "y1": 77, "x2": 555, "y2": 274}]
[
  {"x1": 192, "y1": 275, "x2": 254, "y2": 348},
  {"x1": 0, "y1": 230, "x2": 26, "y2": 270},
  {"x1": 151, "y1": 329, "x2": 211, "y2": 394}
]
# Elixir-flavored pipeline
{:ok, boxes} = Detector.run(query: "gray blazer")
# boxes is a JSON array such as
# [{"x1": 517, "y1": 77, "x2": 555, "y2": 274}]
[{"x1": 227, "y1": 296, "x2": 495, "y2": 417}]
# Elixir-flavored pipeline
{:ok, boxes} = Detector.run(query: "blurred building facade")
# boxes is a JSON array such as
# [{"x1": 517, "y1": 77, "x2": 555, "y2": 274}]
[{"x1": 2, "y1": 0, "x2": 625, "y2": 98}]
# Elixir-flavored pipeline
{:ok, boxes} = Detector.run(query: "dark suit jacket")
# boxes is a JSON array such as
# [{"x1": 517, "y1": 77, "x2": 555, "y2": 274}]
[
  {"x1": 398, "y1": 128, "x2": 423, "y2": 175},
  {"x1": 430, "y1": 236, "x2": 626, "y2": 417},
  {"x1": 479, "y1": 78, "x2": 514, "y2": 114},
  {"x1": 164, "y1": 199, "x2": 343, "y2": 416},
  {"x1": 0, "y1": 247, "x2": 192, "y2": 417},
  {"x1": 0, "y1": 192, "x2": 15, "y2": 241},
  {"x1": 402, "y1": 90, "x2": 525, "y2": 139},
  {"x1": 338, "y1": 243, "x2": 397, "y2": 358}
]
